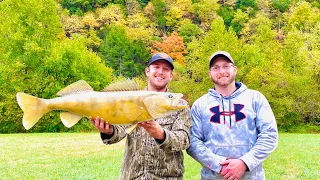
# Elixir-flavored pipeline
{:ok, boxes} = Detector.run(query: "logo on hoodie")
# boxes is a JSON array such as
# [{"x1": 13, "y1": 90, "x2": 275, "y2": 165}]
[{"x1": 209, "y1": 104, "x2": 246, "y2": 123}]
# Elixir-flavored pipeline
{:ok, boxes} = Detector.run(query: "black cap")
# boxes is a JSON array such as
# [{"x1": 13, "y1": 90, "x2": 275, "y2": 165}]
[
  {"x1": 148, "y1": 52, "x2": 174, "y2": 70},
  {"x1": 209, "y1": 51, "x2": 235, "y2": 67}
]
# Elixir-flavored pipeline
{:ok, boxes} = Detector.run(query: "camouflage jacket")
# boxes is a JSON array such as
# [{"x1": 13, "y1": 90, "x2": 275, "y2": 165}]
[{"x1": 100, "y1": 99, "x2": 192, "y2": 180}]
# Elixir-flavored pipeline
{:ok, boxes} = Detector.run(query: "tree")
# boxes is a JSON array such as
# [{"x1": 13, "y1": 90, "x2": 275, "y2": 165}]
[
  {"x1": 164, "y1": 0, "x2": 193, "y2": 29},
  {"x1": 191, "y1": 0, "x2": 220, "y2": 31},
  {"x1": 178, "y1": 19, "x2": 202, "y2": 43},
  {"x1": 0, "y1": 0, "x2": 113, "y2": 133},
  {"x1": 184, "y1": 19, "x2": 242, "y2": 103},
  {"x1": 126, "y1": 12, "x2": 158, "y2": 46},
  {"x1": 151, "y1": 0, "x2": 167, "y2": 31},
  {"x1": 60, "y1": 13, "x2": 86, "y2": 38},
  {"x1": 235, "y1": 0, "x2": 258, "y2": 16},
  {"x1": 58, "y1": 0, "x2": 125, "y2": 15},
  {"x1": 217, "y1": 5, "x2": 235, "y2": 28},
  {"x1": 125, "y1": 0, "x2": 143, "y2": 15},
  {"x1": 96, "y1": 4, "x2": 127, "y2": 27},
  {"x1": 272, "y1": 0, "x2": 292, "y2": 13},
  {"x1": 230, "y1": 9, "x2": 249, "y2": 36},
  {"x1": 283, "y1": 1, "x2": 319, "y2": 32},
  {"x1": 98, "y1": 25, "x2": 150, "y2": 78},
  {"x1": 152, "y1": 32, "x2": 187, "y2": 65}
]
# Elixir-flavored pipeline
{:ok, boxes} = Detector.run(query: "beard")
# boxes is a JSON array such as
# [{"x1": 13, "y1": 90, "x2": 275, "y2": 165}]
[{"x1": 211, "y1": 72, "x2": 236, "y2": 87}]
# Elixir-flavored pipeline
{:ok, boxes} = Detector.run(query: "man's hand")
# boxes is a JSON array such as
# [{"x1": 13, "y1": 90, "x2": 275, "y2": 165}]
[
  {"x1": 89, "y1": 116, "x2": 113, "y2": 135},
  {"x1": 138, "y1": 120, "x2": 165, "y2": 141},
  {"x1": 220, "y1": 159, "x2": 247, "y2": 180}
]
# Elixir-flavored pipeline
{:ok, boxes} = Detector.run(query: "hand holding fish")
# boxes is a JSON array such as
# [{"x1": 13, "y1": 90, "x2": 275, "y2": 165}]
[
  {"x1": 138, "y1": 121, "x2": 165, "y2": 141},
  {"x1": 89, "y1": 116, "x2": 114, "y2": 135}
]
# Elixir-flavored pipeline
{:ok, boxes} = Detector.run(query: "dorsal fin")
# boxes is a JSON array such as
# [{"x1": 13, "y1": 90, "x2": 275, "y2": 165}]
[
  {"x1": 103, "y1": 79, "x2": 141, "y2": 92},
  {"x1": 57, "y1": 80, "x2": 93, "y2": 96}
]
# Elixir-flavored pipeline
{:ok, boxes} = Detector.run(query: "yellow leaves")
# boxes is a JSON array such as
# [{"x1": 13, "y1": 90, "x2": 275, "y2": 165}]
[
  {"x1": 165, "y1": 6, "x2": 184, "y2": 27},
  {"x1": 126, "y1": 13, "x2": 158, "y2": 44},
  {"x1": 96, "y1": 5, "x2": 126, "y2": 27},
  {"x1": 82, "y1": 13, "x2": 99, "y2": 29},
  {"x1": 284, "y1": 1, "x2": 320, "y2": 32},
  {"x1": 61, "y1": 15, "x2": 85, "y2": 37},
  {"x1": 125, "y1": 27, "x2": 154, "y2": 45},
  {"x1": 143, "y1": 2, "x2": 155, "y2": 21},
  {"x1": 191, "y1": 0, "x2": 220, "y2": 30}
]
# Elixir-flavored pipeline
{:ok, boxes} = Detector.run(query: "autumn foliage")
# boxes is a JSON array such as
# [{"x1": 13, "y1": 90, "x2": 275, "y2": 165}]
[{"x1": 152, "y1": 32, "x2": 187, "y2": 65}]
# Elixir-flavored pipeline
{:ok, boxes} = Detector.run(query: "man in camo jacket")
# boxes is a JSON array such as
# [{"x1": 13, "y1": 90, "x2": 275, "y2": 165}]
[{"x1": 90, "y1": 52, "x2": 192, "y2": 180}]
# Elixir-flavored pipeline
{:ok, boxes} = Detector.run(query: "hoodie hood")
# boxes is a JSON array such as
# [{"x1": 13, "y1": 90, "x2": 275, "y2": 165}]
[
  {"x1": 207, "y1": 82, "x2": 247, "y2": 128},
  {"x1": 208, "y1": 82, "x2": 247, "y2": 99}
]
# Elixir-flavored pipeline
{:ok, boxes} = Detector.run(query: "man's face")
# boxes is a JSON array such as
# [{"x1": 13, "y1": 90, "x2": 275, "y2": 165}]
[
  {"x1": 208, "y1": 57, "x2": 237, "y2": 87},
  {"x1": 146, "y1": 60, "x2": 173, "y2": 91}
]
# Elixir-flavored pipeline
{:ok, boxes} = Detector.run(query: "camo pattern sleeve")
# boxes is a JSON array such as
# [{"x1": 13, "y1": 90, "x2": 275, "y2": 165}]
[
  {"x1": 100, "y1": 125, "x2": 127, "y2": 145},
  {"x1": 119, "y1": 99, "x2": 192, "y2": 180},
  {"x1": 158, "y1": 99, "x2": 192, "y2": 152}
]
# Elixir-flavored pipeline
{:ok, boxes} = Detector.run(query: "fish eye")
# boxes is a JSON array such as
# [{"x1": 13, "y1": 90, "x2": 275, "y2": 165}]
[{"x1": 168, "y1": 94, "x2": 173, "y2": 98}]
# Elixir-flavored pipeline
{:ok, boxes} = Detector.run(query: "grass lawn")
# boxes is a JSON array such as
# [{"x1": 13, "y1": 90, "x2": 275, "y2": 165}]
[{"x1": 0, "y1": 133, "x2": 319, "y2": 179}]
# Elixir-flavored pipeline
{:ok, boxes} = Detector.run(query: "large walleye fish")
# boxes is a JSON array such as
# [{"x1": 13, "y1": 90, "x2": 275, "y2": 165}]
[{"x1": 16, "y1": 79, "x2": 187, "y2": 133}]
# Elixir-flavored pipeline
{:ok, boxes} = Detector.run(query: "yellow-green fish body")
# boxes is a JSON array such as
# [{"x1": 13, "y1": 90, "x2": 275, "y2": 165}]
[{"x1": 16, "y1": 80, "x2": 187, "y2": 132}]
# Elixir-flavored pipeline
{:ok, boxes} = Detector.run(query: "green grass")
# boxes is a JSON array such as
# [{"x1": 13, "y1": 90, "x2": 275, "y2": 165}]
[{"x1": 0, "y1": 133, "x2": 319, "y2": 180}]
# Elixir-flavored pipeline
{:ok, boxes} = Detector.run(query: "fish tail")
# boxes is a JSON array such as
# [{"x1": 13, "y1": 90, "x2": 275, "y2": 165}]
[{"x1": 16, "y1": 92, "x2": 50, "y2": 130}]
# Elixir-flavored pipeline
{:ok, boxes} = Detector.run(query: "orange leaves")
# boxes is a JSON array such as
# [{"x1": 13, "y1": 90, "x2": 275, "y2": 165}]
[{"x1": 152, "y1": 32, "x2": 187, "y2": 65}]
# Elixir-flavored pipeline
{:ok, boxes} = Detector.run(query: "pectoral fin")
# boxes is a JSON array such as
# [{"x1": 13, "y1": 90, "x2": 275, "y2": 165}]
[
  {"x1": 125, "y1": 123, "x2": 138, "y2": 134},
  {"x1": 60, "y1": 112, "x2": 83, "y2": 128},
  {"x1": 123, "y1": 102, "x2": 141, "y2": 122}
]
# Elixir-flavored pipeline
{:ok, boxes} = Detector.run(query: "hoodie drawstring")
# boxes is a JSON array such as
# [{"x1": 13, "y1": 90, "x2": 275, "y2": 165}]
[
  {"x1": 221, "y1": 97, "x2": 226, "y2": 124},
  {"x1": 221, "y1": 95, "x2": 232, "y2": 128},
  {"x1": 229, "y1": 97, "x2": 232, "y2": 128}
]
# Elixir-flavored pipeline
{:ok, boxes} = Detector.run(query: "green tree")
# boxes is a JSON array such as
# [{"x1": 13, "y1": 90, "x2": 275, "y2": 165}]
[
  {"x1": 235, "y1": 0, "x2": 258, "y2": 14},
  {"x1": 281, "y1": 29, "x2": 320, "y2": 126},
  {"x1": 185, "y1": 19, "x2": 242, "y2": 103},
  {"x1": 272, "y1": 0, "x2": 292, "y2": 12},
  {"x1": 58, "y1": 0, "x2": 125, "y2": 15},
  {"x1": 191, "y1": 0, "x2": 220, "y2": 31},
  {"x1": 0, "y1": 0, "x2": 65, "y2": 133},
  {"x1": 151, "y1": 0, "x2": 167, "y2": 30},
  {"x1": 178, "y1": 19, "x2": 202, "y2": 43},
  {"x1": 283, "y1": 1, "x2": 320, "y2": 32},
  {"x1": 98, "y1": 25, "x2": 150, "y2": 78},
  {"x1": 230, "y1": 9, "x2": 249, "y2": 36},
  {"x1": 217, "y1": 5, "x2": 235, "y2": 28}
]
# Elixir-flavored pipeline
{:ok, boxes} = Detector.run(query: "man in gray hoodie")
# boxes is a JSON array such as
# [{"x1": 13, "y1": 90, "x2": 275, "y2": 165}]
[{"x1": 187, "y1": 51, "x2": 278, "y2": 180}]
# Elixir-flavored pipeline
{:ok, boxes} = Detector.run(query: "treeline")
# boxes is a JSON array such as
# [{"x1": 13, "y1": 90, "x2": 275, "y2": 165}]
[{"x1": 0, "y1": 0, "x2": 319, "y2": 133}]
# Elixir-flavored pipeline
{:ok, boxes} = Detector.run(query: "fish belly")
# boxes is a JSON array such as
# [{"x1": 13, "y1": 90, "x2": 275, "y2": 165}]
[{"x1": 48, "y1": 92, "x2": 152, "y2": 125}]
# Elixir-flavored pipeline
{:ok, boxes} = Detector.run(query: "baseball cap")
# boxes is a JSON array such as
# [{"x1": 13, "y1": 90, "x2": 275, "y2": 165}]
[
  {"x1": 148, "y1": 52, "x2": 174, "y2": 70},
  {"x1": 209, "y1": 51, "x2": 235, "y2": 67}
]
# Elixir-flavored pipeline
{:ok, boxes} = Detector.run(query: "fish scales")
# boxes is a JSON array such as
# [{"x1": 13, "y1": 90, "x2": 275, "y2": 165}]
[{"x1": 46, "y1": 91, "x2": 151, "y2": 124}]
